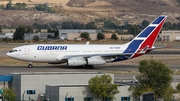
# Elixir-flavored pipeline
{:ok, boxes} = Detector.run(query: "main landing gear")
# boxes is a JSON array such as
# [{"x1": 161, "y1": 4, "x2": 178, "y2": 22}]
[
  {"x1": 84, "y1": 65, "x2": 94, "y2": 69},
  {"x1": 28, "y1": 62, "x2": 33, "y2": 68}
]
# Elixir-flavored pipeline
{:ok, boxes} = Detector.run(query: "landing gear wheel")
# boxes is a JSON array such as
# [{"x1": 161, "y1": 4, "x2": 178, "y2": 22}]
[
  {"x1": 28, "y1": 63, "x2": 33, "y2": 68},
  {"x1": 85, "y1": 65, "x2": 94, "y2": 69},
  {"x1": 85, "y1": 65, "x2": 89, "y2": 69},
  {"x1": 90, "y1": 65, "x2": 94, "y2": 69}
]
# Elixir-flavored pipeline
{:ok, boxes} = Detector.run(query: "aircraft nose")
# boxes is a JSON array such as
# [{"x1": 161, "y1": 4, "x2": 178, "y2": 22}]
[
  {"x1": 6, "y1": 52, "x2": 13, "y2": 58},
  {"x1": 6, "y1": 52, "x2": 10, "y2": 57}
]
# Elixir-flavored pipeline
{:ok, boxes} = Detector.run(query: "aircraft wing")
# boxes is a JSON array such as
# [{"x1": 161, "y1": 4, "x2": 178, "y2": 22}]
[{"x1": 60, "y1": 53, "x2": 133, "y2": 60}]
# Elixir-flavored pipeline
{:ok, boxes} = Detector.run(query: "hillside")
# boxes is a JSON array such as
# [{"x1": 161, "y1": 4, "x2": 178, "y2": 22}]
[
  {"x1": 0, "y1": 0, "x2": 180, "y2": 27},
  {"x1": 66, "y1": 0, "x2": 180, "y2": 23}
]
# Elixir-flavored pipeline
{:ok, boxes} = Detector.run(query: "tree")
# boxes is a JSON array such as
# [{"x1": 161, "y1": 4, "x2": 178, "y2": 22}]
[
  {"x1": 79, "y1": 23, "x2": 85, "y2": 29},
  {"x1": 15, "y1": 3, "x2": 27, "y2": 10},
  {"x1": 111, "y1": 33, "x2": 118, "y2": 40},
  {"x1": 104, "y1": 20, "x2": 117, "y2": 29},
  {"x1": 61, "y1": 22, "x2": 73, "y2": 29},
  {"x1": 141, "y1": 20, "x2": 149, "y2": 29},
  {"x1": 61, "y1": 21, "x2": 85, "y2": 29},
  {"x1": 13, "y1": 25, "x2": 26, "y2": 40},
  {"x1": 47, "y1": 29, "x2": 59, "y2": 38},
  {"x1": 26, "y1": 25, "x2": 33, "y2": 33},
  {"x1": 88, "y1": 74, "x2": 119, "y2": 101},
  {"x1": 35, "y1": 4, "x2": 55, "y2": 13},
  {"x1": 72, "y1": 22, "x2": 82, "y2": 29},
  {"x1": 35, "y1": 4, "x2": 47, "y2": 11},
  {"x1": 85, "y1": 22, "x2": 96, "y2": 29},
  {"x1": 33, "y1": 35, "x2": 40, "y2": 41},
  {"x1": 127, "y1": 25, "x2": 141, "y2": 35},
  {"x1": 129, "y1": 59, "x2": 173, "y2": 101},
  {"x1": 0, "y1": 4, "x2": 5, "y2": 10},
  {"x1": 80, "y1": 32, "x2": 90, "y2": 40},
  {"x1": 97, "y1": 32, "x2": 105, "y2": 40},
  {"x1": 6, "y1": 1, "x2": 12, "y2": 10},
  {"x1": 2, "y1": 88, "x2": 16, "y2": 101},
  {"x1": 164, "y1": 22, "x2": 172, "y2": 30},
  {"x1": 176, "y1": 83, "x2": 180, "y2": 92}
]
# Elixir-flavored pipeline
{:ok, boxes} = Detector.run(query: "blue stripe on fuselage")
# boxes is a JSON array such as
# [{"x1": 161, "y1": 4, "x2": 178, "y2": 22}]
[
  {"x1": 138, "y1": 27, "x2": 155, "y2": 37},
  {"x1": 152, "y1": 16, "x2": 165, "y2": 24},
  {"x1": 112, "y1": 55, "x2": 132, "y2": 62},
  {"x1": 123, "y1": 40, "x2": 143, "y2": 53},
  {"x1": 113, "y1": 39, "x2": 144, "y2": 62}
]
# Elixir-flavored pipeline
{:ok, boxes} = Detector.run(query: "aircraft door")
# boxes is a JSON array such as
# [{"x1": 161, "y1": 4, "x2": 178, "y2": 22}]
[{"x1": 25, "y1": 48, "x2": 30, "y2": 55}]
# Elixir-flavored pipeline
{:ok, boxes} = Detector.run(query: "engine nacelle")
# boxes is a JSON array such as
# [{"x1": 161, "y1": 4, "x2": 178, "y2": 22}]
[
  {"x1": 67, "y1": 57, "x2": 86, "y2": 66},
  {"x1": 87, "y1": 56, "x2": 106, "y2": 65}
]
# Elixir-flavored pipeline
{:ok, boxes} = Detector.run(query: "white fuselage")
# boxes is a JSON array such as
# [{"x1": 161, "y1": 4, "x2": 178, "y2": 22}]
[{"x1": 7, "y1": 44, "x2": 129, "y2": 63}]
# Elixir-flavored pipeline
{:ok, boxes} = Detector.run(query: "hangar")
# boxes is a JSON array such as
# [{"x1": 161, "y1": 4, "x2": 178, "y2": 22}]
[{"x1": 2, "y1": 72, "x2": 133, "y2": 101}]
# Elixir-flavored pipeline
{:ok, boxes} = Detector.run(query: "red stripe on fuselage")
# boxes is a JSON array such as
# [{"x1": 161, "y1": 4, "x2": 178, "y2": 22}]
[{"x1": 131, "y1": 19, "x2": 166, "y2": 58}]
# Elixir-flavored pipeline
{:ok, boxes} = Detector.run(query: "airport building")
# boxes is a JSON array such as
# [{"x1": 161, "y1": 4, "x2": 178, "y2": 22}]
[
  {"x1": 0, "y1": 33, "x2": 13, "y2": 39},
  {"x1": 59, "y1": 29, "x2": 102, "y2": 40},
  {"x1": 24, "y1": 33, "x2": 54, "y2": 40},
  {"x1": 1, "y1": 72, "x2": 179, "y2": 101},
  {"x1": 160, "y1": 30, "x2": 180, "y2": 42},
  {"x1": 0, "y1": 72, "x2": 134, "y2": 101},
  {"x1": 104, "y1": 33, "x2": 133, "y2": 41}
]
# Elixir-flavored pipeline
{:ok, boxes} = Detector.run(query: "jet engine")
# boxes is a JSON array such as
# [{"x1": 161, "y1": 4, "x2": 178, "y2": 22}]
[
  {"x1": 87, "y1": 56, "x2": 106, "y2": 65},
  {"x1": 67, "y1": 57, "x2": 86, "y2": 66}
]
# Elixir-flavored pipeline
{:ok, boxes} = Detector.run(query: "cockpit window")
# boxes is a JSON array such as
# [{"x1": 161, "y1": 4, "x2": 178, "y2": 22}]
[{"x1": 9, "y1": 49, "x2": 18, "y2": 53}]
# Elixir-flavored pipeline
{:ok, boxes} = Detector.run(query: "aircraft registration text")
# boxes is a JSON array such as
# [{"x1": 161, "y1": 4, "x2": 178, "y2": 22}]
[{"x1": 110, "y1": 47, "x2": 120, "y2": 49}]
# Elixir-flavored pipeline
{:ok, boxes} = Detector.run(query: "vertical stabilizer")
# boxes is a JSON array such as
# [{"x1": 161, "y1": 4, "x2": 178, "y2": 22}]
[{"x1": 123, "y1": 15, "x2": 167, "y2": 58}]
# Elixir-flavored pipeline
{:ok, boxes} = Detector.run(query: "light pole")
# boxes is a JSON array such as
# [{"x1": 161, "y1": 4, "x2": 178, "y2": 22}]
[
  {"x1": 46, "y1": 94, "x2": 51, "y2": 101},
  {"x1": 45, "y1": 91, "x2": 51, "y2": 101},
  {"x1": 22, "y1": 90, "x2": 26, "y2": 101}
]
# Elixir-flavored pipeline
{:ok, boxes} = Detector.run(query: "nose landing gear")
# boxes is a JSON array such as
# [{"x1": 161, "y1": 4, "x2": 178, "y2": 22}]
[{"x1": 28, "y1": 62, "x2": 33, "y2": 68}]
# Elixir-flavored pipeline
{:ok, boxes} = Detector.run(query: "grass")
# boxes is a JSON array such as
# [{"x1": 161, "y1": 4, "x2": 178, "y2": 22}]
[
  {"x1": 0, "y1": 56, "x2": 51, "y2": 66},
  {"x1": 0, "y1": 56, "x2": 26, "y2": 66},
  {"x1": 0, "y1": 47, "x2": 13, "y2": 50}
]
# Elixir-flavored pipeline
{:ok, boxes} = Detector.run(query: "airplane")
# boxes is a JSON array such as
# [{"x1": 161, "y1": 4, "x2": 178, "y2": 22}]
[{"x1": 7, "y1": 15, "x2": 167, "y2": 68}]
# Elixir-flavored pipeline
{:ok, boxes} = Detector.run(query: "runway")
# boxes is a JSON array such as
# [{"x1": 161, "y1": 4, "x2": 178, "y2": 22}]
[
  {"x1": 0, "y1": 63, "x2": 179, "y2": 74},
  {"x1": 0, "y1": 64, "x2": 138, "y2": 75},
  {"x1": 0, "y1": 63, "x2": 180, "y2": 82}
]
